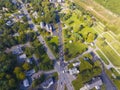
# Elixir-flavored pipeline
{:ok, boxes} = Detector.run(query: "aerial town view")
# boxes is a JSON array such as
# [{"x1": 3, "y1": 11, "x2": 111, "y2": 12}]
[{"x1": 0, "y1": 0, "x2": 120, "y2": 90}]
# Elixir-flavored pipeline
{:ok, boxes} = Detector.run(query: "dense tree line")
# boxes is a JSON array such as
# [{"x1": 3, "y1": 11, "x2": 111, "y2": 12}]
[
  {"x1": 0, "y1": 0, "x2": 18, "y2": 13},
  {"x1": 0, "y1": 53, "x2": 18, "y2": 90},
  {"x1": 31, "y1": 0, "x2": 56, "y2": 23}
]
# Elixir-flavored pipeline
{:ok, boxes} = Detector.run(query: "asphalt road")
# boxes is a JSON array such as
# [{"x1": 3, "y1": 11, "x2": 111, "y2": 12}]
[
  {"x1": 57, "y1": 14, "x2": 74, "y2": 90},
  {"x1": 99, "y1": 59, "x2": 117, "y2": 90}
]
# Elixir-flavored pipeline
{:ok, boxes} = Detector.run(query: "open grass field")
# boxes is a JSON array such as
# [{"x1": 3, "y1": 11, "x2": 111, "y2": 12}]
[
  {"x1": 65, "y1": 41, "x2": 87, "y2": 60},
  {"x1": 94, "y1": 0, "x2": 120, "y2": 15},
  {"x1": 64, "y1": 13, "x2": 82, "y2": 32},
  {"x1": 96, "y1": 50, "x2": 109, "y2": 65},
  {"x1": 74, "y1": 0, "x2": 120, "y2": 34},
  {"x1": 102, "y1": 33, "x2": 115, "y2": 43},
  {"x1": 111, "y1": 42, "x2": 120, "y2": 54},
  {"x1": 96, "y1": 37, "x2": 120, "y2": 67},
  {"x1": 45, "y1": 36, "x2": 59, "y2": 57},
  {"x1": 63, "y1": 9, "x2": 96, "y2": 60}
]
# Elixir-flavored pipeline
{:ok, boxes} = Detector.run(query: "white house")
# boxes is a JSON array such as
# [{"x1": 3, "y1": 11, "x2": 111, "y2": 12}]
[
  {"x1": 69, "y1": 68, "x2": 79, "y2": 75},
  {"x1": 32, "y1": 11, "x2": 38, "y2": 19},
  {"x1": 73, "y1": 61, "x2": 80, "y2": 67},
  {"x1": 40, "y1": 22, "x2": 45, "y2": 29},
  {"x1": 18, "y1": 53, "x2": 27, "y2": 63},
  {"x1": 23, "y1": 79, "x2": 29, "y2": 87}
]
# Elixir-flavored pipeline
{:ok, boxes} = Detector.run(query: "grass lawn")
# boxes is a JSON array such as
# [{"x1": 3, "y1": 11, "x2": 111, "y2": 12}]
[
  {"x1": 72, "y1": 75, "x2": 83, "y2": 90},
  {"x1": 45, "y1": 36, "x2": 59, "y2": 58},
  {"x1": 111, "y1": 42, "x2": 120, "y2": 54},
  {"x1": 94, "y1": 0, "x2": 120, "y2": 15},
  {"x1": 92, "y1": 22, "x2": 105, "y2": 34},
  {"x1": 102, "y1": 33, "x2": 115, "y2": 43},
  {"x1": 64, "y1": 13, "x2": 82, "y2": 32},
  {"x1": 96, "y1": 50, "x2": 109, "y2": 65},
  {"x1": 74, "y1": 0, "x2": 120, "y2": 34},
  {"x1": 110, "y1": 68, "x2": 120, "y2": 76},
  {"x1": 96, "y1": 37, "x2": 120, "y2": 67},
  {"x1": 65, "y1": 41, "x2": 87, "y2": 60}
]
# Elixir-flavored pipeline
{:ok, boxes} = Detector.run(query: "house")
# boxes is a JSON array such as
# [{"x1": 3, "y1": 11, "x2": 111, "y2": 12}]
[
  {"x1": 26, "y1": 57, "x2": 34, "y2": 64},
  {"x1": 84, "y1": 57, "x2": 89, "y2": 61},
  {"x1": 41, "y1": 78, "x2": 54, "y2": 88},
  {"x1": 80, "y1": 77, "x2": 103, "y2": 90},
  {"x1": 2, "y1": 7, "x2": 8, "y2": 12},
  {"x1": 40, "y1": 22, "x2": 45, "y2": 29},
  {"x1": 69, "y1": 68, "x2": 79, "y2": 75},
  {"x1": 23, "y1": 79, "x2": 30, "y2": 87},
  {"x1": 57, "y1": 0, "x2": 64, "y2": 3},
  {"x1": 49, "y1": 0, "x2": 57, "y2": 3},
  {"x1": 46, "y1": 24, "x2": 52, "y2": 32},
  {"x1": 11, "y1": 0, "x2": 17, "y2": 5},
  {"x1": 32, "y1": 11, "x2": 38, "y2": 19},
  {"x1": 40, "y1": 22, "x2": 53, "y2": 35},
  {"x1": 49, "y1": 0, "x2": 64, "y2": 3},
  {"x1": 12, "y1": 46, "x2": 23, "y2": 55},
  {"x1": 18, "y1": 53, "x2": 27, "y2": 62},
  {"x1": 13, "y1": 33, "x2": 20, "y2": 37},
  {"x1": 73, "y1": 61, "x2": 80, "y2": 67},
  {"x1": 6, "y1": 20, "x2": 14, "y2": 26},
  {"x1": 25, "y1": 69, "x2": 35, "y2": 76}
]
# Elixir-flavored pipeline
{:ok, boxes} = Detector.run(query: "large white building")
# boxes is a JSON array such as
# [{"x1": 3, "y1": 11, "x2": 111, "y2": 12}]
[{"x1": 69, "y1": 68, "x2": 79, "y2": 75}]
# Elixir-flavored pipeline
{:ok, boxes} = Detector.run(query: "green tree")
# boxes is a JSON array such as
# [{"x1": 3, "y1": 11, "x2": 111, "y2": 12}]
[
  {"x1": 22, "y1": 63, "x2": 31, "y2": 71},
  {"x1": 18, "y1": 72, "x2": 25, "y2": 80},
  {"x1": 8, "y1": 79, "x2": 16, "y2": 88},
  {"x1": 14, "y1": 67, "x2": 22, "y2": 74}
]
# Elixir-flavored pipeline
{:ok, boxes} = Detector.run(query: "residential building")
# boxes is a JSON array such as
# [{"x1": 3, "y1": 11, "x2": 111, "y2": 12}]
[
  {"x1": 18, "y1": 53, "x2": 27, "y2": 62},
  {"x1": 69, "y1": 68, "x2": 79, "y2": 75},
  {"x1": 40, "y1": 22, "x2": 45, "y2": 29},
  {"x1": 2, "y1": 7, "x2": 8, "y2": 12},
  {"x1": 25, "y1": 69, "x2": 35, "y2": 76},
  {"x1": 12, "y1": 0, "x2": 17, "y2": 5},
  {"x1": 40, "y1": 22, "x2": 53, "y2": 35},
  {"x1": 80, "y1": 77, "x2": 103, "y2": 90},
  {"x1": 23, "y1": 79, "x2": 30, "y2": 87},
  {"x1": 84, "y1": 57, "x2": 89, "y2": 61},
  {"x1": 57, "y1": 0, "x2": 64, "y2": 3},
  {"x1": 49, "y1": 0, "x2": 64, "y2": 3},
  {"x1": 73, "y1": 61, "x2": 81, "y2": 67},
  {"x1": 26, "y1": 57, "x2": 34, "y2": 64},
  {"x1": 13, "y1": 33, "x2": 20, "y2": 37},
  {"x1": 6, "y1": 20, "x2": 14, "y2": 26},
  {"x1": 41, "y1": 78, "x2": 54, "y2": 88},
  {"x1": 32, "y1": 11, "x2": 38, "y2": 19},
  {"x1": 12, "y1": 46, "x2": 23, "y2": 55}
]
